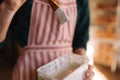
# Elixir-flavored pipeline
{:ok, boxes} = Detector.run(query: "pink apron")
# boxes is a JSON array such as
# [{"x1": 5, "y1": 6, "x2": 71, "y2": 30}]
[{"x1": 13, "y1": 0, "x2": 77, "y2": 80}]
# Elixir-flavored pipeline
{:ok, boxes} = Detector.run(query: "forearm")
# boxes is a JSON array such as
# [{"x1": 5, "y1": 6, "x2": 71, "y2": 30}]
[{"x1": 72, "y1": 0, "x2": 89, "y2": 55}]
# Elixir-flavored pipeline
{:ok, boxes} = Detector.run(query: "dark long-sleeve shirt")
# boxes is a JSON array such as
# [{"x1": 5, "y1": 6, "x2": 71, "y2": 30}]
[{"x1": 0, "y1": 0, "x2": 90, "y2": 50}]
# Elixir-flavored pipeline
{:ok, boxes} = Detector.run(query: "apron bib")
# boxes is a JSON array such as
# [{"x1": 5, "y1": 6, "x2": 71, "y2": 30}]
[{"x1": 13, "y1": 0, "x2": 77, "y2": 80}]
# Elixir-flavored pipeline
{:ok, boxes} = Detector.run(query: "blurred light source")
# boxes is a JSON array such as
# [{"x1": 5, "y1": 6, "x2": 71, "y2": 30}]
[
  {"x1": 93, "y1": 67, "x2": 108, "y2": 80},
  {"x1": 87, "y1": 42, "x2": 108, "y2": 80},
  {"x1": 86, "y1": 43, "x2": 95, "y2": 65},
  {"x1": 86, "y1": 45, "x2": 94, "y2": 57}
]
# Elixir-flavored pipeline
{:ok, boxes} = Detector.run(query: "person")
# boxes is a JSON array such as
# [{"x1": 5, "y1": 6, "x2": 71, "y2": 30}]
[{"x1": 0, "y1": 0, "x2": 94, "y2": 80}]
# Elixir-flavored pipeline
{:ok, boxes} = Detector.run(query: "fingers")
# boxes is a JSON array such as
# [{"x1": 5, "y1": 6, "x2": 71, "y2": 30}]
[
  {"x1": 84, "y1": 65, "x2": 95, "y2": 80},
  {"x1": 87, "y1": 65, "x2": 94, "y2": 77}
]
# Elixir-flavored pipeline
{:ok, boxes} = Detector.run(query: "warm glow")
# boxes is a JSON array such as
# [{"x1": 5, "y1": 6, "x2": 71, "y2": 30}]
[
  {"x1": 86, "y1": 45, "x2": 94, "y2": 57},
  {"x1": 93, "y1": 67, "x2": 108, "y2": 80},
  {"x1": 86, "y1": 44, "x2": 95, "y2": 65},
  {"x1": 86, "y1": 43, "x2": 108, "y2": 80}
]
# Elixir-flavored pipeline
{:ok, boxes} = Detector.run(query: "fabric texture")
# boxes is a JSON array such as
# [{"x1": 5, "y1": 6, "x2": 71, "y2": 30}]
[
  {"x1": 72, "y1": 0, "x2": 90, "y2": 50},
  {"x1": 0, "y1": 0, "x2": 89, "y2": 50},
  {"x1": 13, "y1": 0, "x2": 77, "y2": 80}
]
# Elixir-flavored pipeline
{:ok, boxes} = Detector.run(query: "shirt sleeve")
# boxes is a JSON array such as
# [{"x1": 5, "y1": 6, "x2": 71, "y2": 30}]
[
  {"x1": 0, "y1": 40, "x2": 6, "y2": 49},
  {"x1": 0, "y1": 0, "x2": 3, "y2": 3},
  {"x1": 0, "y1": 30, "x2": 12, "y2": 49},
  {"x1": 72, "y1": 0, "x2": 90, "y2": 50}
]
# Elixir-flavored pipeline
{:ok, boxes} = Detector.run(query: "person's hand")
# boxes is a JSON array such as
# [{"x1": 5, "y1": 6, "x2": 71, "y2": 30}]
[
  {"x1": 83, "y1": 65, "x2": 94, "y2": 80},
  {"x1": 73, "y1": 48, "x2": 94, "y2": 80},
  {"x1": 73, "y1": 48, "x2": 86, "y2": 55},
  {"x1": 3, "y1": 0, "x2": 26, "y2": 11}
]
